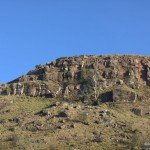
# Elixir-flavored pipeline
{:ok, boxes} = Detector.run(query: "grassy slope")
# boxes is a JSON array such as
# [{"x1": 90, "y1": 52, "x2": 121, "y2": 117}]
[{"x1": 0, "y1": 95, "x2": 149, "y2": 150}]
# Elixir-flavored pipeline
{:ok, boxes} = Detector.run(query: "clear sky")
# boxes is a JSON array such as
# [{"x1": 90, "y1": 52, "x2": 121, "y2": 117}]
[{"x1": 0, "y1": 0, "x2": 150, "y2": 83}]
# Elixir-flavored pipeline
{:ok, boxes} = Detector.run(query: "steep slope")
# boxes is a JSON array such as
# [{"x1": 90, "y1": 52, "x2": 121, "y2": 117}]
[{"x1": 0, "y1": 55, "x2": 150, "y2": 104}]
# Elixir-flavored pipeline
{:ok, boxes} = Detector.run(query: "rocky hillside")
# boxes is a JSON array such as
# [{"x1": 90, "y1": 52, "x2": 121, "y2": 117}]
[
  {"x1": 0, "y1": 55, "x2": 150, "y2": 150},
  {"x1": 0, "y1": 55, "x2": 150, "y2": 104}
]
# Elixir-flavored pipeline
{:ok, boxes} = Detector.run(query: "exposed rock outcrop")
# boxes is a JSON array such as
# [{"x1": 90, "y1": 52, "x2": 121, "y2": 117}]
[{"x1": 1, "y1": 55, "x2": 150, "y2": 103}]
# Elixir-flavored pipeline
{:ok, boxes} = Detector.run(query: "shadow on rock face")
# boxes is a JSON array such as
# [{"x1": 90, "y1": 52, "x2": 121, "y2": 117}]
[{"x1": 99, "y1": 91, "x2": 113, "y2": 103}]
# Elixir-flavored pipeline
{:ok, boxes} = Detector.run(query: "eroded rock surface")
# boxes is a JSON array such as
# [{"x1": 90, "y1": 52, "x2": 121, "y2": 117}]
[{"x1": 1, "y1": 55, "x2": 150, "y2": 103}]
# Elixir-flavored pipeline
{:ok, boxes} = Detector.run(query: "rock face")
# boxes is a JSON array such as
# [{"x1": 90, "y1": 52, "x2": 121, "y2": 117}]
[{"x1": 0, "y1": 55, "x2": 150, "y2": 103}]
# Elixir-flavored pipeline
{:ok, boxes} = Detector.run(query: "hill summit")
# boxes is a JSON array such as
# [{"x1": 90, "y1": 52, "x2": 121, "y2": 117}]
[{"x1": 0, "y1": 55, "x2": 150, "y2": 104}]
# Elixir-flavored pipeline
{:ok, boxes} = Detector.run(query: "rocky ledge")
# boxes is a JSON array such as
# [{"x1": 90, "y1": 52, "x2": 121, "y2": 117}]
[{"x1": 0, "y1": 55, "x2": 150, "y2": 104}]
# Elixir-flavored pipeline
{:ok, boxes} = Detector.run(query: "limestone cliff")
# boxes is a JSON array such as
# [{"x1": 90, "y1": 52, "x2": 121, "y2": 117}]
[{"x1": 0, "y1": 55, "x2": 150, "y2": 103}]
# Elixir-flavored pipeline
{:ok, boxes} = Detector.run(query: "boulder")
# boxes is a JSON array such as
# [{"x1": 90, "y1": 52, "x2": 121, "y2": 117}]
[
  {"x1": 57, "y1": 111, "x2": 68, "y2": 118},
  {"x1": 131, "y1": 108, "x2": 143, "y2": 116},
  {"x1": 113, "y1": 87, "x2": 137, "y2": 102}
]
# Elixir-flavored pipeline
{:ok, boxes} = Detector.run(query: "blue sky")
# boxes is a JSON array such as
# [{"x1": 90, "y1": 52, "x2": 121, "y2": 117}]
[{"x1": 0, "y1": 0, "x2": 150, "y2": 83}]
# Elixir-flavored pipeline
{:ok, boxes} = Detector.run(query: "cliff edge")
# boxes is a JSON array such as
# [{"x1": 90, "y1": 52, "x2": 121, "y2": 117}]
[{"x1": 0, "y1": 55, "x2": 150, "y2": 104}]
